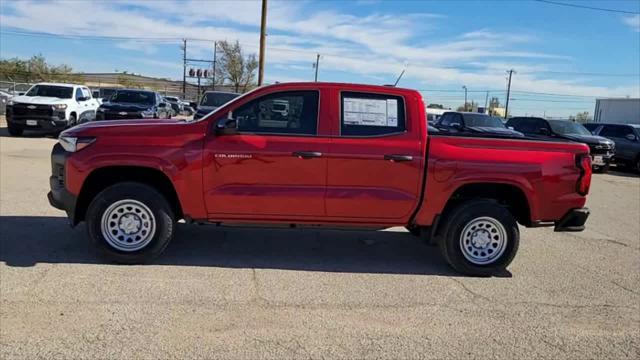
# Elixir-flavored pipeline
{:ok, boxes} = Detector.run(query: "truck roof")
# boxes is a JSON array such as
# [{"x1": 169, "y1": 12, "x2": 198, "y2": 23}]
[
  {"x1": 262, "y1": 81, "x2": 418, "y2": 94},
  {"x1": 32, "y1": 82, "x2": 79, "y2": 88}
]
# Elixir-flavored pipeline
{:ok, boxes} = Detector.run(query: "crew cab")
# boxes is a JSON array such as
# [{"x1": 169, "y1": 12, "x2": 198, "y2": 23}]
[
  {"x1": 95, "y1": 89, "x2": 172, "y2": 120},
  {"x1": 48, "y1": 82, "x2": 592, "y2": 276},
  {"x1": 6, "y1": 82, "x2": 99, "y2": 136}
]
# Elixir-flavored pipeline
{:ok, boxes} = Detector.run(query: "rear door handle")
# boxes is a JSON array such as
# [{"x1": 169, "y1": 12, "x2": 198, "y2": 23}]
[
  {"x1": 293, "y1": 151, "x2": 323, "y2": 159},
  {"x1": 384, "y1": 154, "x2": 413, "y2": 162}
]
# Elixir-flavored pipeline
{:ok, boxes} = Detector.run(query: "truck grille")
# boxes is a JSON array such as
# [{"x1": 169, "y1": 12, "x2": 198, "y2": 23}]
[
  {"x1": 12, "y1": 103, "x2": 52, "y2": 117},
  {"x1": 101, "y1": 111, "x2": 141, "y2": 120},
  {"x1": 590, "y1": 143, "x2": 614, "y2": 155}
]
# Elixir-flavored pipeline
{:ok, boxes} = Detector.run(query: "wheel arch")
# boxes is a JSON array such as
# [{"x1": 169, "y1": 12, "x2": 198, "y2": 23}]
[{"x1": 74, "y1": 165, "x2": 183, "y2": 225}]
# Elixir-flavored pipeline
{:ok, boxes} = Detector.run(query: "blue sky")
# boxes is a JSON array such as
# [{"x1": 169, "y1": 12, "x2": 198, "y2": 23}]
[{"x1": 1, "y1": 0, "x2": 639, "y2": 117}]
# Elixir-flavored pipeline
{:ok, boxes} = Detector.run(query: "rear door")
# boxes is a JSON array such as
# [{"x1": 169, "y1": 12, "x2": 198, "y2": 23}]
[
  {"x1": 324, "y1": 90, "x2": 425, "y2": 222},
  {"x1": 202, "y1": 88, "x2": 330, "y2": 219}
]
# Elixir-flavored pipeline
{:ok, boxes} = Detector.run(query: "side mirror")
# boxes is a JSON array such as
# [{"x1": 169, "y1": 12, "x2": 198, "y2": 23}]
[
  {"x1": 158, "y1": 102, "x2": 167, "y2": 108},
  {"x1": 508, "y1": 126, "x2": 515, "y2": 130},
  {"x1": 451, "y1": 122, "x2": 463, "y2": 130},
  {"x1": 539, "y1": 127, "x2": 550, "y2": 135},
  {"x1": 78, "y1": 96, "x2": 89, "y2": 102},
  {"x1": 215, "y1": 115, "x2": 238, "y2": 135},
  {"x1": 625, "y1": 133, "x2": 637, "y2": 141}
]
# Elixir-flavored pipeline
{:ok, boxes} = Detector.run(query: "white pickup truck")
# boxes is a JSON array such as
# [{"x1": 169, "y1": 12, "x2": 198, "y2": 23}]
[{"x1": 6, "y1": 82, "x2": 100, "y2": 136}]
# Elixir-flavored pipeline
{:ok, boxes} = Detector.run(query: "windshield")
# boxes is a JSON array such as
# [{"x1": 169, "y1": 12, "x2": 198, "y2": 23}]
[
  {"x1": 464, "y1": 114, "x2": 506, "y2": 128},
  {"x1": 548, "y1": 120, "x2": 591, "y2": 135},
  {"x1": 110, "y1": 91, "x2": 155, "y2": 104},
  {"x1": 25, "y1": 85, "x2": 73, "y2": 99},
  {"x1": 200, "y1": 92, "x2": 238, "y2": 107}
]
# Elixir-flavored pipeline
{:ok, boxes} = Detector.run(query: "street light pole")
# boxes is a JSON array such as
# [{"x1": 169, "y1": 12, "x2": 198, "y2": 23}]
[
  {"x1": 258, "y1": 0, "x2": 268, "y2": 86},
  {"x1": 314, "y1": 53, "x2": 320, "y2": 82},
  {"x1": 504, "y1": 69, "x2": 515, "y2": 119}
]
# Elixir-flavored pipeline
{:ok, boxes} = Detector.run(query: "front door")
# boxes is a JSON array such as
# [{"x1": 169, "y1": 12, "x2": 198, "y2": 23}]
[
  {"x1": 203, "y1": 90, "x2": 328, "y2": 218},
  {"x1": 325, "y1": 91, "x2": 424, "y2": 222}
]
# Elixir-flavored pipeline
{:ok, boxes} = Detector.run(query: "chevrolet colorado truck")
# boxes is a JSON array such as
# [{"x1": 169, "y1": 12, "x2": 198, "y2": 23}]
[
  {"x1": 7, "y1": 82, "x2": 99, "y2": 136},
  {"x1": 48, "y1": 82, "x2": 592, "y2": 276}
]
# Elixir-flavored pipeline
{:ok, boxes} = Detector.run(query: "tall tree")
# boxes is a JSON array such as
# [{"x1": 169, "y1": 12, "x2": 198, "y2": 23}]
[
  {"x1": 215, "y1": 40, "x2": 258, "y2": 93},
  {"x1": 0, "y1": 54, "x2": 82, "y2": 83}
]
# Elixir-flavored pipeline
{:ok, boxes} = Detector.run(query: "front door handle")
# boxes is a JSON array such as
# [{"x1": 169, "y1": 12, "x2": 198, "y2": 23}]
[
  {"x1": 384, "y1": 154, "x2": 413, "y2": 162},
  {"x1": 293, "y1": 151, "x2": 323, "y2": 159}
]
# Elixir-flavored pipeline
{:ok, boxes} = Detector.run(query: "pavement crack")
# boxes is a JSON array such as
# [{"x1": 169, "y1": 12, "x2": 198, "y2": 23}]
[{"x1": 448, "y1": 277, "x2": 493, "y2": 302}]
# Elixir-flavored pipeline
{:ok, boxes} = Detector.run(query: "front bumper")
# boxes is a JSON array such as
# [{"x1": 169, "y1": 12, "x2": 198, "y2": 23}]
[
  {"x1": 7, "y1": 107, "x2": 68, "y2": 131},
  {"x1": 48, "y1": 143, "x2": 78, "y2": 225},
  {"x1": 554, "y1": 207, "x2": 590, "y2": 232}
]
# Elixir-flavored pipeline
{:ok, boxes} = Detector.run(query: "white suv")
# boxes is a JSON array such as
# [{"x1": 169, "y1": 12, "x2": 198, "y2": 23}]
[{"x1": 6, "y1": 82, "x2": 100, "y2": 136}]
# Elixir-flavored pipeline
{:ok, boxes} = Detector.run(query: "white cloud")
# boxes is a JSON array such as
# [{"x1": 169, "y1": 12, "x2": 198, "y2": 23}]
[
  {"x1": 0, "y1": 0, "x2": 638, "y2": 109},
  {"x1": 622, "y1": 14, "x2": 640, "y2": 32}
]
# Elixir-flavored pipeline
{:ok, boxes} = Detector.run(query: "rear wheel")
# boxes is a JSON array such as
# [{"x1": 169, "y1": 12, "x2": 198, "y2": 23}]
[
  {"x1": 593, "y1": 164, "x2": 609, "y2": 173},
  {"x1": 7, "y1": 122, "x2": 23, "y2": 136},
  {"x1": 438, "y1": 200, "x2": 519, "y2": 276},
  {"x1": 86, "y1": 182, "x2": 175, "y2": 264}
]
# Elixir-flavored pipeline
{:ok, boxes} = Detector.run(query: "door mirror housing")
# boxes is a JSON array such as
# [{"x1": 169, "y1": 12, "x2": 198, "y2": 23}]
[
  {"x1": 539, "y1": 127, "x2": 550, "y2": 135},
  {"x1": 158, "y1": 102, "x2": 167, "y2": 108},
  {"x1": 450, "y1": 122, "x2": 463, "y2": 130},
  {"x1": 215, "y1": 114, "x2": 238, "y2": 135},
  {"x1": 625, "y1": 133, "x2": 637, "y2": 141}
]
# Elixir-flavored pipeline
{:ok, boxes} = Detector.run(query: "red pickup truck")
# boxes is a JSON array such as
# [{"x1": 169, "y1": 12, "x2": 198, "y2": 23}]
[{"x1": 48, "y1": 82, "x2": 592, "y2": 276}]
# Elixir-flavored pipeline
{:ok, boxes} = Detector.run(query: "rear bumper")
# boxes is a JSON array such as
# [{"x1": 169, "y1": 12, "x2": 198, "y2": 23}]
[{"x1": 554, "y1": 207, "x2": 590, "y2": 232}]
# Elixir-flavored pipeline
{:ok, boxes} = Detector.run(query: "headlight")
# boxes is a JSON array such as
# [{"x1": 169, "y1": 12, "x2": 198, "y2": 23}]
[
  {"x1": 7, "y1": 99, "x2": 14, "y2": 106},
  {"x1": 52, "y1": 104, "x2": 67, "y2": 110},
  {"x1": 58, "y1": 135, "x2": 95, "y2": 152},
  {"x1": 97, "y1": 107, "x2": 105, "y2": 112}
]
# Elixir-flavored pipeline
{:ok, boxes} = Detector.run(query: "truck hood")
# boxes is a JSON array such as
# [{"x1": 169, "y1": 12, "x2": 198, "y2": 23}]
[
  {"x1": 99, "y1": 102, "x2": 153, "y2": 111},
  {"x1": 11, "y1": 95, "x2": 70, "y2": 105},
  {"x1": 466, "y1": 126, "x2": 525, "y2": 137},
  {"x1": 560, "y1": 133, "x2": 614, "y2": 146}
]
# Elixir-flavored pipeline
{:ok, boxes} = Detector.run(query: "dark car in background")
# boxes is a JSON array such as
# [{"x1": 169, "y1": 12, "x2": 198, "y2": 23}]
[
  {"x1": 435, "y1": 111, "x2": 524, "y2": 137},
  {"x1": 193, "y1": 91, "x2": 240, "y2": 120},
  {"x1": 96, "y1": 89, "x2": 171, "y2": 120},
  {"x1": 584, "y1": 123, "x2": 640, "y2": 172},
  {"x1": 506, "y1": 117, "x2": 615, "y2": 172}
]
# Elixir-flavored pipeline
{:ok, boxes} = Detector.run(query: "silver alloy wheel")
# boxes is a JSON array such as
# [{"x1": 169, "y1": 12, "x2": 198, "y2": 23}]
[
  {"x1": 100, "y1": 199, "x2": 156, "y2": 252},
  {"x1": 459, "y1": 216, "x2": 508, "y2": 265}
]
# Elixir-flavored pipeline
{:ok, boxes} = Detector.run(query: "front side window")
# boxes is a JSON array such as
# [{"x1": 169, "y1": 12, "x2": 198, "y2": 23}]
[
  {"x1": 232, "y1": 91, "x2": 319, "y2": 135},
  {"x1": 600, "y1": 125, "x2": 633, "y2": 138},
  {"x1": 548, "y1": 120, "x2": 591, "y2": 135},
  {"x1": 75, "y1": 88, "x2": 84, "y2": 101},
  {"x1": 341, "y1": 92, "x2": 406, "y2": 136}
]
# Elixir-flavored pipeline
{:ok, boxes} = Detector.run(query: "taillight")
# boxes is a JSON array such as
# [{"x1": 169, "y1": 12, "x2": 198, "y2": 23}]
[{"x1": 576, "y1": 154, "x2": 592, "y2": 195}]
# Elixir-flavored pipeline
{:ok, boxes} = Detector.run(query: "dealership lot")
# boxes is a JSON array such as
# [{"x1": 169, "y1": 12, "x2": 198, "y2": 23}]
[{"x1": 1, "y1": 128, "x2": 638, "y2": 358}]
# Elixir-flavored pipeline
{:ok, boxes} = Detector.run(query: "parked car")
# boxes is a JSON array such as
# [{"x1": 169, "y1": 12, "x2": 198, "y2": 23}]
[
  {"x1": 95, "y1": 89, "x2": 171, "y2": 120},
  {"x1": 435, "y1": 111, "x2": 524, "y2": 137},
  {"x1": 163, "y1": 96, "x2": 183, "y2": 116},
  {"x1": 5, "y1": 83, "x2": 31, "y2": 96},
  {"x1": 193, "y1": 91, "x2": 240, "y2": 120},
  {"x1": 6, "y1": 82, "x2": 99, "y2": 136},
  {"x1": 506, "y1": 117, "x2": 615, "y2": 172},
  {"x1": 584, "y1": 123, "x2": 640, "y2": 172},
  {"x1": 91, "y1": 88, "x2": 118, "y2": 104},
  {"x1": 48, "y1": 82, "x2": 592, "y2": 276}
]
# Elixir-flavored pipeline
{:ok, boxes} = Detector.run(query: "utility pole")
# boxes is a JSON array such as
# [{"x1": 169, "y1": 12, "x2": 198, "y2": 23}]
[
  {"x1": 504, "y1": 69, "x2": 515, "y2": 119},
  {"x1": 258, "y1": 0, "x2": 268, "y2": 86},
  {"x1": 314, "y1": 53, "x2": 320, "y2": 82},
  {"x1": 212, "y1": 41, "x2": 217, "y2": 91},
  {"x1": 484, "y1": 91, "x2": 489, "y2": 113},
  {"x1": 182, "y1": 39, "x2": 187, "y2": 98},
  {"x1": 462, "y1": 85, "x2": 468, "y2": 111}
]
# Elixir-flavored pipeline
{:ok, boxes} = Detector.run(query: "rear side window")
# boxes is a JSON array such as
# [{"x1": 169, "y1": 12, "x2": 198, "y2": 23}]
[
  {"x1": 341, "y1": 92, "x2": 406, "y2": 136},
  {"x1": 233, "y1": 90, "x2": 319, "y2": 135}
]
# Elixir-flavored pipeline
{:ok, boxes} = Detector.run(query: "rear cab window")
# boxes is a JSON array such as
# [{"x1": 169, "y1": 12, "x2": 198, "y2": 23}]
[{"x1": 340, "y1": 91, "x2": 406, "y2": 136}]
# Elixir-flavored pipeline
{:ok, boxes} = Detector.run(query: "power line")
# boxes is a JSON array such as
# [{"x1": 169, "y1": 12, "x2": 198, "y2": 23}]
[
  {"x1": 510, "y1": 98, "x2": 595, "y2": 103},
  {"x1": 533, "y1": 0, "x2": 639, "y2": 14}
]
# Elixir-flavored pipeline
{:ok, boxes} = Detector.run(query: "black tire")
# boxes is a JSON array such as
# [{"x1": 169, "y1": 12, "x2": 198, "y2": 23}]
[
  {"x1": 86, "y1": 182, "x2": 175, "y2": 264},
  {"x1": 438, "y1": 200, "x2": 519, "y2": 276},
  {"x1": 405, "y1": 225, "x2": 421, "y2": 237},
  {"x1": 68, "y1": 113, "x2": 77, "y2": 127},
  {"x1": 7, "y1": 122, "x2": 23, "y2": 136},
  {"x1": 593, "y1": 164, "x2": 609, "y2": 173}
]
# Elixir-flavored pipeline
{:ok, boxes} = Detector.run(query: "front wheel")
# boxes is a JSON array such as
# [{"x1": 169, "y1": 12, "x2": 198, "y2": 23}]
[
  {"x1": 86, "y1": 182, "x2": 175, "y2": 264},
  {"x1": 438, "y1": 200, "x2": 519, "y2": 276}
]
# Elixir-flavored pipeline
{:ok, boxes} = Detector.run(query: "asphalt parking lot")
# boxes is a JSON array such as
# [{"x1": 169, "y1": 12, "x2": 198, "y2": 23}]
[{"x1": 1, "y1": 126, "x2": 639, "y2": 359}]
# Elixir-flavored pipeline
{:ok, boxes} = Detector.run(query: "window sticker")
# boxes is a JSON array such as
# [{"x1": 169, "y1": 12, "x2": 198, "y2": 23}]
[{"x1": 344, "y1": 97, "x2": 399, "y2": 127}]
